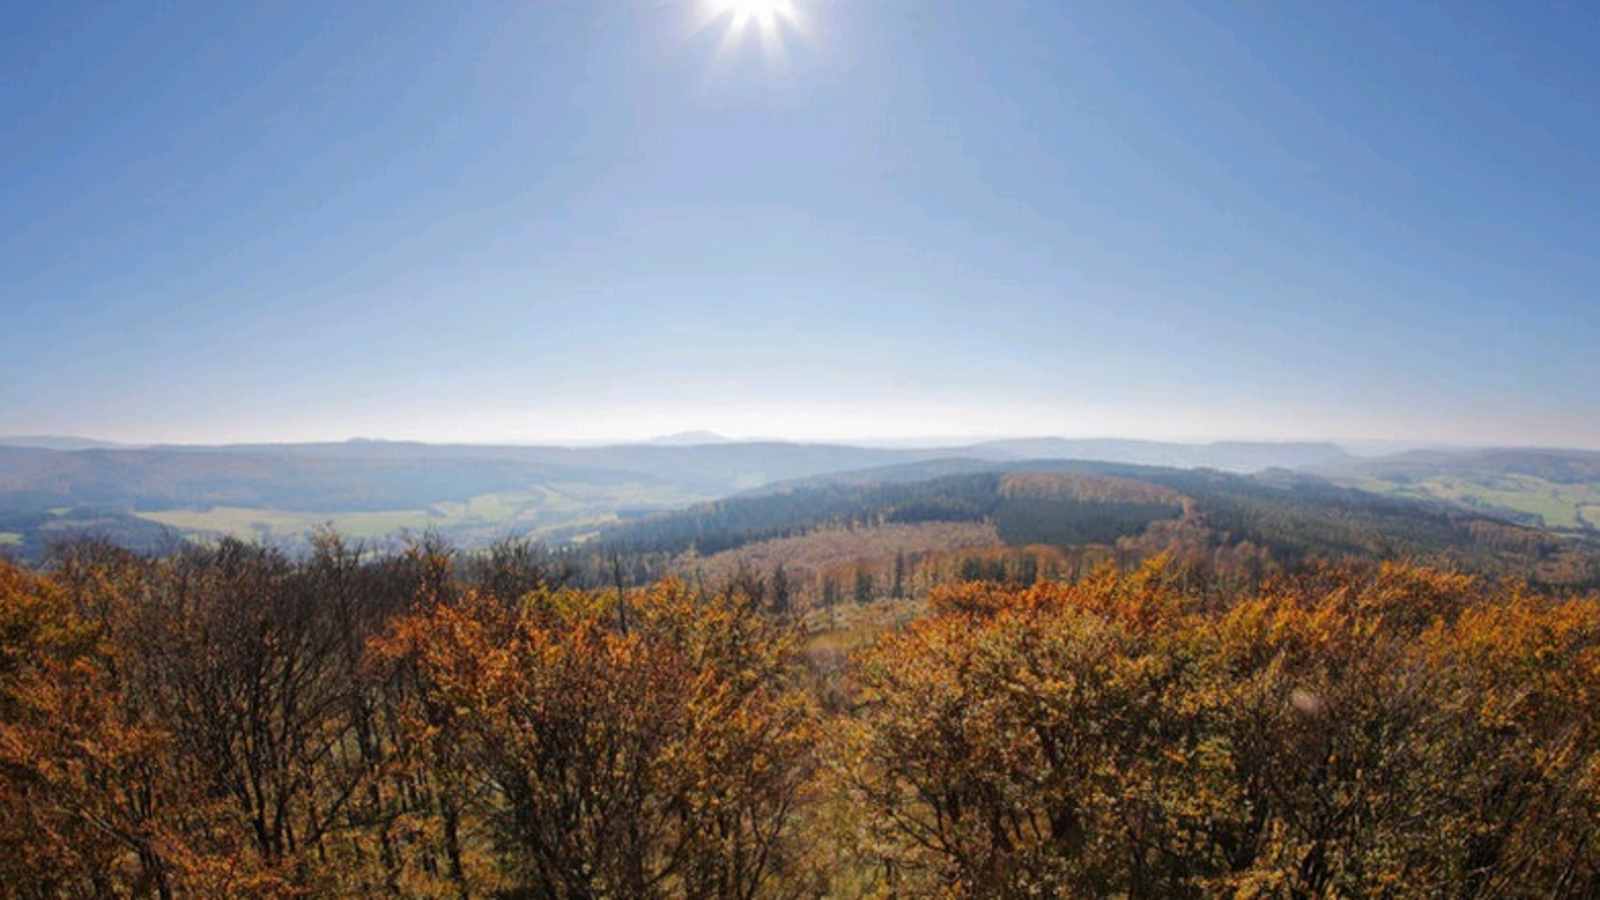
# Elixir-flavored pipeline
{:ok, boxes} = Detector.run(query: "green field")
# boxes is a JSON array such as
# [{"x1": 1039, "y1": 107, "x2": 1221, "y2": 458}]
[
  {"x1": 134, "y1": 482, "x2": 711, "y2": 547},
  {"x1": 139, "y1": 507, "x2": 433, "y2": 540},
  {"x1": 1581, "y1": 505, "x2": 1600, "y2": 529},
  {"x1": 1349, "y1": 473, "x2": 1600, "y2": 531}
]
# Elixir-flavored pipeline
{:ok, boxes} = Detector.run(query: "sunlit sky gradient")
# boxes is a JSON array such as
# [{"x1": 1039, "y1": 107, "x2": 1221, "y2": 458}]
[{"x1": 4, "y1": 2, "x2": 1597, "y2": 447}]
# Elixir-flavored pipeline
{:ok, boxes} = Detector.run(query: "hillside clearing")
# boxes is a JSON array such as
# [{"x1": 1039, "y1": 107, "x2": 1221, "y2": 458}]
[{"x1": 672, "y1": 520, "x2": 1001, "y2": 585}]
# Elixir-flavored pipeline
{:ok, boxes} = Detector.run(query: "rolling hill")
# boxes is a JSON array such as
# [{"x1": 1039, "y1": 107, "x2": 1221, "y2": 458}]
[{"x1": 595, "y1": 459, "x2": 1600, "y2": 589}]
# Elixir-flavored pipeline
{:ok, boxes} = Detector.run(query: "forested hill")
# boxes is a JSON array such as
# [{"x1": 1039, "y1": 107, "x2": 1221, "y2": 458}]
[{"x1": 597, "y1": 460, "x2": 1600, "y2": 587}]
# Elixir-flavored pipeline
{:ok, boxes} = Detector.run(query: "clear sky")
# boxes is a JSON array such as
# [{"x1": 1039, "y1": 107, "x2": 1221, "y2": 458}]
[{"x1": 4, "y1": 1, "x2": 1597, "y2": 447}]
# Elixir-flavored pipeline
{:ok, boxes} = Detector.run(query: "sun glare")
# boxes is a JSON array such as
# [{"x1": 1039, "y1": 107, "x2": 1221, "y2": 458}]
[
  {"x1": 712, "y1": 0, "x2": 795, "y2": 27},
  {"x1": 699, "y1": 0, "x2": 804, "y2": 57}
]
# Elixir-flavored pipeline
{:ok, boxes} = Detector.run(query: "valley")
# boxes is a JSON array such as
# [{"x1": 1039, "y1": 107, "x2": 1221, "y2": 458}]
[{"x1": 1321, "y1": 448, "x2": 1600, "y2": 532}]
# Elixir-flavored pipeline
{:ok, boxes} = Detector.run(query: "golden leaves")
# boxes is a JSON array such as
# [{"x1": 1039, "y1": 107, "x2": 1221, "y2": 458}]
[
  {"x1": 834, "y1": 558, "x2": 1600, "y2": 896},
  {"x1": 5, "y1": 548, "x2": 1600, "y2": 897}
]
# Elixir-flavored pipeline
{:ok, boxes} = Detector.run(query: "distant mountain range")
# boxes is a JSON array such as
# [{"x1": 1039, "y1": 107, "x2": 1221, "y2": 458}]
[
  {"x1": 0, "y1": 435, "x2": 136, "y2": 451},
  {"x1": 2, "y1": 434, "x2": 1595, "y2": 562},
  {"x1": 0, "y1": 436, "x2": 1356, "y2": 512}
]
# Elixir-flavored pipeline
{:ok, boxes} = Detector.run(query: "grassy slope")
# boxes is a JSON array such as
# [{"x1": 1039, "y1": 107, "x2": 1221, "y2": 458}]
[{"x1": 1581, "y1": 505, "x2": 1600, "y2": 529}]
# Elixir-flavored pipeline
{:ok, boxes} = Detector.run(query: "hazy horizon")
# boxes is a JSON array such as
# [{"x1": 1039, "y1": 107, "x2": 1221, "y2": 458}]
[
  {"x1": 2, "y1": 427, "x2": 1589, "y2": 456},
  {"x1": 5, "y1": 2, "x2": 1597, "y2": 448},
  {"x1": 13, "y1": 402, "x2": 1599, "y2": 452}
]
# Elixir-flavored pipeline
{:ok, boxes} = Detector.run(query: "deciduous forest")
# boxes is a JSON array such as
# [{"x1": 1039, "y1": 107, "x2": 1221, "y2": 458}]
[{"x1": 3, "y1": 534, "x2": 1598, "y2": 897}]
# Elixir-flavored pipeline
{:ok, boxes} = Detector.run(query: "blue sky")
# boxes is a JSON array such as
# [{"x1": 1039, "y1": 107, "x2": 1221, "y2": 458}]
[{"x1": 3, "y1": 1, "x2": 1597, "y2": 446}]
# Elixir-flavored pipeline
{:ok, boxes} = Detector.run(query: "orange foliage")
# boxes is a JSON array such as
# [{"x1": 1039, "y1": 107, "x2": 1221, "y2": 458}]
[
  {"x1": 370, "y1": 578, "x2": 817, "y2": 898},
  {"x1": 5, "y1": 543, "x2": 1599, "y2": 897},
  {"x1": 835, "y1": 557, "x2": 1600, "y2": 897}
]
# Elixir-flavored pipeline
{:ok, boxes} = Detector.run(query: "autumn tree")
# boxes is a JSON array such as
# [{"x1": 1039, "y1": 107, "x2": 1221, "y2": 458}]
[
  {"x1": 373, "y1": 578, "x2": 816, "y2": 899},
  {"x1": 0, "y1": 547, "x2": 286, "y2": 897}
]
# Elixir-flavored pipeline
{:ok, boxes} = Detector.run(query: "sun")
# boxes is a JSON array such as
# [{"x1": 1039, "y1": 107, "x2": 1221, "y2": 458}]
[
  {"x1": 698, "y1": 0, "x2": 805, "y2": 55},
  {"x1": 709, "y1": 0, "x2": 797, "y2": 28}
]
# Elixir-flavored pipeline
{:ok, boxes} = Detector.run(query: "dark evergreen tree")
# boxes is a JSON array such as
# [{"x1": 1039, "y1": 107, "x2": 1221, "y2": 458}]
[
  {"x1": 960, "y1": 557, "x2": 985, "y2": 582},
  {"x1": 821, "y1": 575, "x2": 841, "y2": 627},
  {"x1": 770, "y1": 563, "x2": 791, "y2": 616},
  {"x1": 854, "y1": 566, "x2": 875, "y2": 605}
]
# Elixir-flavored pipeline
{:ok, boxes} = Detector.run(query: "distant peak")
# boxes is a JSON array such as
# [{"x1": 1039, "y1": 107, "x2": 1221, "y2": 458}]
[{"x1": 646, "y1": 430, "x2": 732, "y2": 446}]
